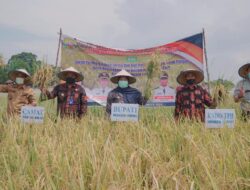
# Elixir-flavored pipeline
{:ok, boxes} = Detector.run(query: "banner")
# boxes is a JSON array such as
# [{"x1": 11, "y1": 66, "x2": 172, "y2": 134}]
[{"x1": 60, "y1": 33, "x2": 204, "y2": 106}]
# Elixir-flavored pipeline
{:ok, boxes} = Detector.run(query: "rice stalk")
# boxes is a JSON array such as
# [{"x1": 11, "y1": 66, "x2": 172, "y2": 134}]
[
  {"x1": 144, "y1": 51, "x2": 162, "y2": 99},
  {"x1": 32, "y1": 63, "x2": 54, "y2": 89}
]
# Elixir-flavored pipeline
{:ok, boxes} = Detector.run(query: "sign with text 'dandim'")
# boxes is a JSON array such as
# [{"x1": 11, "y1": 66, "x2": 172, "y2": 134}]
[{"x1": 111, "y1": 103, "x2": 139, "y2": 121}]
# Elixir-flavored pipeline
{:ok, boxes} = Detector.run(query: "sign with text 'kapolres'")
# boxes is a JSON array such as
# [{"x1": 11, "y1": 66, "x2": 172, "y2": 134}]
[
  {"x1": 205, "y1": 109, "x2": 235, "y2": 128},
  {"x1": 111, "y1": 103, "x2": 139, "y2": 121},
  {"x1": 21, "y1": 106, "x2": 45, "y2": 124}
]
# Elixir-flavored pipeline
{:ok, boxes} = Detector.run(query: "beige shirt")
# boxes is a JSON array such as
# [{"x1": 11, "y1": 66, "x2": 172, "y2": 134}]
[{"x1": 0, "y1": 84, "x2": 36, "y2": 115}]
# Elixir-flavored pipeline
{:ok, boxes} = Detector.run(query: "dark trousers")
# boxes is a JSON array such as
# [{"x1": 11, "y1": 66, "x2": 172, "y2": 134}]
[{"x1": 242, "y1": 110, "x2": 250, "y2": 121}]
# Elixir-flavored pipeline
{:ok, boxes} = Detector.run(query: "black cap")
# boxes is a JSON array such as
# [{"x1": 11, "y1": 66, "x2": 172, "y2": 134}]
[
  {"x1": 98, "y1": 72, "x2": 110, "y2": 79},
  {"x1": 160, "y1": 72, "x2": 168, "y2": 79}
]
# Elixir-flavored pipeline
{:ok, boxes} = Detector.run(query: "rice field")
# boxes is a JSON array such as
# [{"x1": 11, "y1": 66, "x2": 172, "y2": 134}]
[{"x1": 0, "y1": 95, "x2": 249, "y2": 189}]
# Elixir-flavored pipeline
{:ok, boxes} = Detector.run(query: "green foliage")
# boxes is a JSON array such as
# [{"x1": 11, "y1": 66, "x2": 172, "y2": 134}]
[
  {"x1": 7, "y1": 52, "x2": 41, "y2": 74},
  {"x1": 211, "y1": 78, "x2": 235, "y2": 90},
  {"x1": 0, "y1": 52, "x2": 42, "y2": 84},
  {"x1": 0, "y1": 54, "x2": 4, "y2": 66},
  {"x1": 0, "y1": 66, "x2": 8, "y2": 84}
]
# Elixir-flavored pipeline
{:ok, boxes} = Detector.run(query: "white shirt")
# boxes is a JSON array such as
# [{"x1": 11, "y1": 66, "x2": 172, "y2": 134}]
[
  {"x1": 91, "y1": 87, "x2": 112, "y2": 97},
  {"x1": 153, "y1": 86, "x2": 176, "y2": 102}
]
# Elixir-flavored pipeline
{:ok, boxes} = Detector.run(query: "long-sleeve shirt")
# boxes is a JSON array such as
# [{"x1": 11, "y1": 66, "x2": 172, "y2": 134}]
[
  {"x1": 43, "y1": 83, "x2": 87, "y2": 118},
  {"x1": 174, "y1": 84, "x2": 214, "y2": 122},
  {"x1": 234, "y1": 79, "x2": 250, "y2": 111},
  {"x1": 0, "y1": 84, "x2": 36, "y2": 115},
  {"x1": 106, "y1": 86, "x2": 147, "y2": 115}
]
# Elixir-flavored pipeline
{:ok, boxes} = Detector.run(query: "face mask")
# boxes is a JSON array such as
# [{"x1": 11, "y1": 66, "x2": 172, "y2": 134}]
[
  {"x1": 247, "y1": 73, "x2": 250, "y2": 79},
  {"x1": 118, "y1": 80, "x2": 128, "y2": 88},
  {"x1": 15, "y1": 77, "x2": 24, "y2": 85},
  {"x1": 66, "y1": 77, "x2": 76, "y2": 84},
  {"x1": 186, "y1": 79, "x2": 195, "y2": 85}
]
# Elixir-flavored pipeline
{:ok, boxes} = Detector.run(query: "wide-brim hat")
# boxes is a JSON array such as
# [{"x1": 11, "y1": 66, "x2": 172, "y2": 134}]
[
  {"x1": 8, "y1": 69, "x2": 31, "y2": 81},
  {"x1": 58, "y1": 67, "x2": 84, "y2": 82},
  {"x1": 110, "y1": 69, "x2": 136, "y2": 84},
  {"x1": 177, "y1": 69, "x2": 204, "y2": 85},
  {"x1": 238, "y1": 63, "x2": 250, "y2": 78}
]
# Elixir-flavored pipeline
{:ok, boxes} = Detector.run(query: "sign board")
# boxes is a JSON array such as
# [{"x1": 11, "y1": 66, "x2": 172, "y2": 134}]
[
  {"x1": 205, "y1": 109, "x2": 235, "y2": 128},
  {"x1": 21, "y1": 106, "x2": 45, "y2": 124},
  {"x1": 111, "y1": 103, "x2": 139, "y2": 121}
]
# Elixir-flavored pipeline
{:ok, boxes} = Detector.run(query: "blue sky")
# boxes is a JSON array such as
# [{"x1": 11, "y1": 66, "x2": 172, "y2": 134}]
[{"x1": 0, "y1": 0, "x2": 250, "y2": 82}]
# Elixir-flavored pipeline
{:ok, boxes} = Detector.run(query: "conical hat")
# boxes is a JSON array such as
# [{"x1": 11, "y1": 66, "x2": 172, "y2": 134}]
[
  {"x1": 238, "y1": 63, "x2": 250, "y2": 79},
  {"x1": 8, "y1": 69, "x2": 31, "y2": 81},
  {"x1": 57, "y1": 67, "x2": 84, "y2": 82},
  {"x1": 110, "y1": 69, "x2": 136, "y2": 84},
  {"x1": 177, "y1": 69, "x2": 204, "y2": 85}
]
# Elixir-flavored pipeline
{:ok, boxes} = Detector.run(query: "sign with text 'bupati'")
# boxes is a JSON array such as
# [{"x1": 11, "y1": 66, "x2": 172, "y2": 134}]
[{"x1": 111, "y1": 103, "x2": 139, "y2": 121}]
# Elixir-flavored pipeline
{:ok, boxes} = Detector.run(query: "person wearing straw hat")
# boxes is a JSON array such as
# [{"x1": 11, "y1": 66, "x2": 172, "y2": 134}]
[
  {"x1": 234, "y1": 63, "x2": 250, "y2": 120},
  {"x1": 174, "y1": 69, "x2": 216, "y2": 122},
  {"x1": 106, "y1": 69, "x2": 148, "y2": 115},
  {"x1": 0, "y1": 69, "x2": 36, "y2": 116},
  {"x1": 40, "y1": 67, "x2": 87, "y2": 119}
]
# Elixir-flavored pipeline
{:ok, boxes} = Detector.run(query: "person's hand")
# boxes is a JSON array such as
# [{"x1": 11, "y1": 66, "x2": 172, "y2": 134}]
[
  {"x1": 211, "y1": 97, "x2": 217, "y2": 108},
  {"x1": 40, "y1": 87, "x2": 47, "y2": 94},
  {"x1": 238, "y1": 87, "x2": 245, "y2": 98}
]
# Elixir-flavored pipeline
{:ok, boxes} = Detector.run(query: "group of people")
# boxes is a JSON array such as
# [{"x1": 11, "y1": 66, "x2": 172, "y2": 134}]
[{"x1": 1, "y1": 63, "x2": 250, "y2": 122}]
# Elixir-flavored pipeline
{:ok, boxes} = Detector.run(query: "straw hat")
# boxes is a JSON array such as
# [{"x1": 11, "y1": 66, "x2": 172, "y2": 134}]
[
  {"x1": 110, "y1": 69, "x2": 136, "y2": 84},
  {"x1": 57, "y1": 67, "x2": 83, "y2": 82},
  {"x1": 8, "y1": 69, "x2": 31, "y2": 81},
  {"x1": 177, "y1": 69, "x2": 204, "y2": 85},
  {"x1": 238, "y1": 63, "x2": 250, "y2": 79}
]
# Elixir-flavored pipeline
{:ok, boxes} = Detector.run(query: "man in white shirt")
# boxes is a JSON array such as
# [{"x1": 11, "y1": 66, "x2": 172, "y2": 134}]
[
  {"x1": 153, "y1": 72, "x2": 175, "y2": 102},
  {"x1": 91, "y1": 72, "x2": 112, "y2": 105}
]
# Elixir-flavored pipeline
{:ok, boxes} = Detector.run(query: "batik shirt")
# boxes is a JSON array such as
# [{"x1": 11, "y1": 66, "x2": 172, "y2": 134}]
[
  {"x1": 174, "y1": 84, "x2": 214, "y2": 122},
  {"x1": 44, "y1": 83, "x2": 87, "y2": 118}
]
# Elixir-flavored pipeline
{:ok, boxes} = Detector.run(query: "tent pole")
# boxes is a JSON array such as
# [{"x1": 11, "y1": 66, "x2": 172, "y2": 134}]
[{"x1": 203, "y1": 28, "x2": 211, "y2": 93}]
